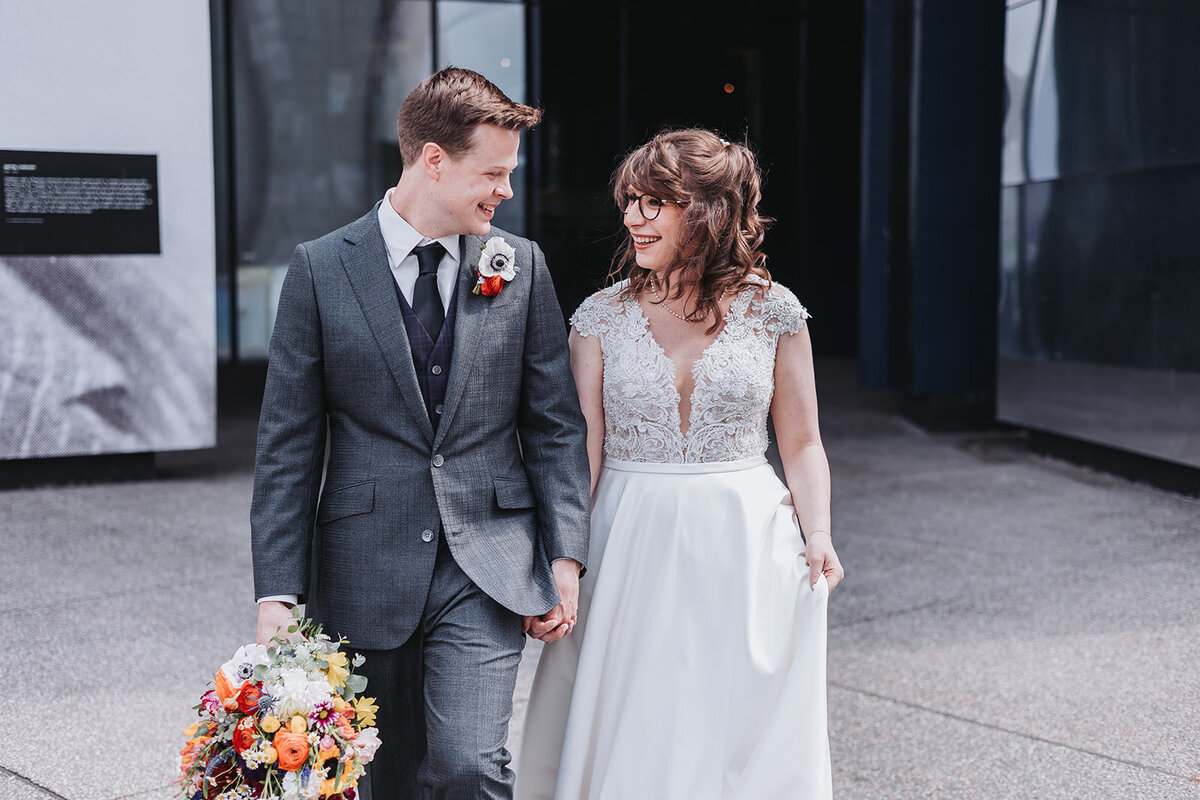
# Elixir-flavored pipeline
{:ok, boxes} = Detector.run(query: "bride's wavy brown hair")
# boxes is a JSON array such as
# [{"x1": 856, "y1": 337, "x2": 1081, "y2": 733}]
[{"x1": 609, "y1": 128, "x2": 773, "y2": 332}]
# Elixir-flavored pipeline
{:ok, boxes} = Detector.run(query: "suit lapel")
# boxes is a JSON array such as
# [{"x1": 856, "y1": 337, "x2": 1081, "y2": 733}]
[
  {"x1": 339, "y1": 207, "x2": 436, "y2": 444},
  {"x1": 435, "y1": 234, "x2": 488, "y2": 447}
]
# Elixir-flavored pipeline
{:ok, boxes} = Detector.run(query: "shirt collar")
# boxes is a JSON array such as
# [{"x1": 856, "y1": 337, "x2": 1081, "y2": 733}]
[{"x1": 377, "y1": 188, "x2": 461, "y2": 267}]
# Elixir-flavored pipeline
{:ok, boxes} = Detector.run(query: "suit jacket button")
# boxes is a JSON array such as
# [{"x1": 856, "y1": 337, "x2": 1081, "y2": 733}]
[
  {"x1": 431, "y1": 364, "x2": 443, "y2": 375},
  {"x1": 435, "y1": 403, "x2": 444, "y2": 415},
  {"x1": 421, "y1": 529, "x2": 434, "y2": 542},
  {"x1": 432, "y1": 454, "x2": 444, "y2": 467}
]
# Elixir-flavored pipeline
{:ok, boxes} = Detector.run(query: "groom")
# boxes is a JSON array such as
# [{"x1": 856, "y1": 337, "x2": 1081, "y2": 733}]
[{"x1": 250, "y1": 67, "x2": 591, "y2": 799}]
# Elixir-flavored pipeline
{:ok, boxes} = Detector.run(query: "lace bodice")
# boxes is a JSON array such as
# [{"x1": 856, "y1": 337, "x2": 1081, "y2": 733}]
[{"x1": 570, "y1": 275, "x2": 810, "y2": 463}]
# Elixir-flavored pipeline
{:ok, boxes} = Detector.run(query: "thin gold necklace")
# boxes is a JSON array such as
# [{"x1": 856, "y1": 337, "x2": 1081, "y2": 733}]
[{"x1": 650, "y1": 280, "x2": 700, "y2": 323}]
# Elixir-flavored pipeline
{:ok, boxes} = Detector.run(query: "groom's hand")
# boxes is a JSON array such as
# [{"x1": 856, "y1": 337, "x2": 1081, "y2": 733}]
[
  {"x1": 524, "y1": 559, "x2": 581, "y2": 643},
  {"x1": 256, "y1": 600, "x2": 296, "y2": 645}
]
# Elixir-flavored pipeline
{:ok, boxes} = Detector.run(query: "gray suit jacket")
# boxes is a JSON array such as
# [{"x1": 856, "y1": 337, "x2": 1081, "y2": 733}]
[{"x1": 250, "y1": 206, "x2": 591, "y2": 650}]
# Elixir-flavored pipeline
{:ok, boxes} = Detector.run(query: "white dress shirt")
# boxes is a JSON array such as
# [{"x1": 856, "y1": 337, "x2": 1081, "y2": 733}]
[
  {"x1": 378, "y1": 187, "x2": 461, "y2": 309},
  {"x1": 257, "y1": 190, "x2": 461, "y2": 606}
]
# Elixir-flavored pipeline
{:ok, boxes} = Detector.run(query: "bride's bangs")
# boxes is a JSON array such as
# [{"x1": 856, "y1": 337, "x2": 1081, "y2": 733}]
[{"x1": 613, "y1": 142, "x2": 686, "y2": 208}]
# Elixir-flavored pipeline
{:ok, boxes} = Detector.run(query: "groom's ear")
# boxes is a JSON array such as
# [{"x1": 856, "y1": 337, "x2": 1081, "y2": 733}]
[{"x1": 421, "y1": 142, "x2": 445, "y2": 180}]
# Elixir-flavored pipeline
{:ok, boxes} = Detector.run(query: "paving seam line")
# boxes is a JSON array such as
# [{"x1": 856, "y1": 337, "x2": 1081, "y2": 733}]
[
  {"x1": 830, "y1": 682, "x2": 1200, "y2": 784},
  {"x1": 0, "y1": 764, "x2": 70, "y2": 800}
]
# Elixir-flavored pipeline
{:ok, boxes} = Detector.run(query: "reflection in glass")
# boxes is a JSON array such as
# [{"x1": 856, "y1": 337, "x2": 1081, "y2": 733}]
[
  {"x1": 999, "y1": 0, "x2": 1200, "y2": 468},
  {"x1": 1002, "y1": 1, "x2": 1039, "y2": 186},
  {"x1": 1002, "y1": 0, "x2": 1059, "y2": 186},
  {"x1": 438, "y1": 1, "x2": 528, "y2": 235},
  {"x1": 231, "y1": 1, "x2": 433, "y2": 358}
]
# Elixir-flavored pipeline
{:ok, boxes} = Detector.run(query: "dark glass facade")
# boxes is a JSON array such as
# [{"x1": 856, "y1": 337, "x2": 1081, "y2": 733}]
[
  {"x1": 223, "y1": 0, "x2": 525, "y2": 359},
  {"x1": 999, "y1": 0, "x2": 1200, "y2": 467},
  {"x1": 216, "y1": 0, "x2": 862, "y2": 362}
]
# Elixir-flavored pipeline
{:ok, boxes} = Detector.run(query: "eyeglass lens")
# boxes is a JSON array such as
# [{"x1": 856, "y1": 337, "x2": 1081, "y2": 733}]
[{"x1": 624, "y1": 193, "x2": 665, "y2": 220}]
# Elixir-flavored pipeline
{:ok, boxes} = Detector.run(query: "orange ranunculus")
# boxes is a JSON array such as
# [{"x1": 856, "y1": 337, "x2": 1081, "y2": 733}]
[
  {"x1": 480, "y1": 274, "x2": 505, "y2": 296},
  {"x1": 273, "y1": 729, "x2": 310, "y2": 771},
  {"x1": 233, "y1": 717, "x2": 258, "y2": 753},
  {"x1": 236, "y1": 682, "x2": 262, "y2": 714}
]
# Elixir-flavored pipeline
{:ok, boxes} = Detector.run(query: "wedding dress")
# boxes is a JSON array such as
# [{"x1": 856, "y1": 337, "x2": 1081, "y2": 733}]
[{"x1": 515, "y1": 275, "x2": 831, "y2": 800}]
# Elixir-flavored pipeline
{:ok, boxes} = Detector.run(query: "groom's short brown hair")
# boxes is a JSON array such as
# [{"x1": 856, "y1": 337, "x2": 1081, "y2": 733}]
[{"x1": 397, "y1": 67, "x2": 543, "y2": 167}]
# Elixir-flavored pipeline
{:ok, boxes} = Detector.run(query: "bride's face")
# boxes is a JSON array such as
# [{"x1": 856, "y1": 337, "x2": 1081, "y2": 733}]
[{"x1": 622, "y1": 187, "x2": 686, "y2": 273}]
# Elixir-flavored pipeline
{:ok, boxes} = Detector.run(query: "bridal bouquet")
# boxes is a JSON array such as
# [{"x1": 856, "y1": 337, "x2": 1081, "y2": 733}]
[{"x1": 175, "y1": 612, "x2": 381, "y2": 800}]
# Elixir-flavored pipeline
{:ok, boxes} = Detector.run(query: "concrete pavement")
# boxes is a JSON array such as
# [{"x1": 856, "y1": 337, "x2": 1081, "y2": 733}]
[{"x1": 1, "y1": 360, "x2": 1197, "y2": 799}]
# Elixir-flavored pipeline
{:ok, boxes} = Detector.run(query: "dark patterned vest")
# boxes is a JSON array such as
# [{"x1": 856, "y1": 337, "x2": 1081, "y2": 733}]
[{"x1": 394, "y1": 280, "x2": 459, "y2": 431}]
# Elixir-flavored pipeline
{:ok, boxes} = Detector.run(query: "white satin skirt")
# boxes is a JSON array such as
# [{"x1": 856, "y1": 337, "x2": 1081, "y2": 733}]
[{"x1": 515, "y1": 456, "x2": 831, "y2": 799}]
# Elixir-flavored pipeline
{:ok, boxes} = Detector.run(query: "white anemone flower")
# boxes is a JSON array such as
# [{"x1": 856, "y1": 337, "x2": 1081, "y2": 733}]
[
  {"x1": 219, "y1": 643, "x2": 270, "y2": 685},
  {"x1": 477, "y1": 237, "x2": 518, "y2": 281}
]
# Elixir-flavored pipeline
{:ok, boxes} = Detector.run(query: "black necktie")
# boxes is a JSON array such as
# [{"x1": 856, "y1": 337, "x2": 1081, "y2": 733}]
[{"x1": 411, "y1": 243, "x2": 445, "y2": 340}]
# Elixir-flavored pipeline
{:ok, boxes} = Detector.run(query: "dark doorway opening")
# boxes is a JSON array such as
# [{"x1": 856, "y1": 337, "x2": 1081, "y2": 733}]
[{"x1": 530, "y1": 0, "x2": 863, "y2": 357}]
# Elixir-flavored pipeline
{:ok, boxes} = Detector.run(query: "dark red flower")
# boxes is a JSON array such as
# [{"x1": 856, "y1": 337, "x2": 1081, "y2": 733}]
[{"x1": 480, "y1": 274, "x2": 505, "y2": 296}]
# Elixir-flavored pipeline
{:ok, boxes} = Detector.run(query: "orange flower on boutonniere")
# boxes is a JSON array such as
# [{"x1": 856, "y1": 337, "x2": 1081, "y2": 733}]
[
  {"x1": 479, "y1": 274, "x2": 505, "y2": 296},
  {"x1": 473, "y1": 236, "x2": 518, "y2": 296}
]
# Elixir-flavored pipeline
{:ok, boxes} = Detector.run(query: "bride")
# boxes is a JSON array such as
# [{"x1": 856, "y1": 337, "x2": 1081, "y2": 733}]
[{"x1": 515, "y1": 128, "x2": 843, "y2": 799}]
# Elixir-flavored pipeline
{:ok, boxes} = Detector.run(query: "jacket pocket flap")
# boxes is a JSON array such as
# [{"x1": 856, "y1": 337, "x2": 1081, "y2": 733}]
[
  {"x1": 494, "y1": 477, "x2": 535, "y2": 509},
  {"x1": 317, "y1": 480, "x2": 375, "y2": 524}
]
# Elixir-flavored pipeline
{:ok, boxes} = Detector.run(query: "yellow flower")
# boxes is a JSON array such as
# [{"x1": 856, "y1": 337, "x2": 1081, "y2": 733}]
[
  {"x1": 332, "y1": 696, "x2": 348, "y2": 712},
  {"x1": 324, "y1": 651, "x2": 350, "y2": 689},
  {"x1": 262, "y1": 746, "x2": 278, "y2": 765},
  {"x1": 260, "y1": 714, "x2": 281, "y2": 733},
  {"x1": 353, "y1": 696, "x2": 378, "y2": 728},
  {"x1": 289, "y1": 715, "x2": 308, "y2": 733}
]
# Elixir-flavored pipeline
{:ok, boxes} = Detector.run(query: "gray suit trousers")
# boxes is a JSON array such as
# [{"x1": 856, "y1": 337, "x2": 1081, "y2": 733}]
[{"x1": 355, "y1": 536, "x2": 526, "y2": 800}]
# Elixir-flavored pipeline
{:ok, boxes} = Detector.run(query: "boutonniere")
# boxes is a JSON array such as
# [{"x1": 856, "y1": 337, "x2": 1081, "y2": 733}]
[{"x1": 473, "y1": 237, "x2": 519, "y2": 296}]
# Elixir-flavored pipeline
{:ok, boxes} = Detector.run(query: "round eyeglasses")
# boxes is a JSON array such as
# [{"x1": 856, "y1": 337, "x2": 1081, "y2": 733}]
[{"x1": 621, "y1": 192, "x2": 689, "y2": 221}]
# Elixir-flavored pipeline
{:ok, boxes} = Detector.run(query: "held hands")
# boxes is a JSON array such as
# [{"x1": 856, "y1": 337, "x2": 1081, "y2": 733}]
[
  {"x1": 256, "y1": 600, "x2": 297, "y2": 645},
  {"x1": 805, "y1": 531, "x2": 844, "y2": 592},
  {"x1": 524, "y1": 558, "x2": 582, "y2": 643}
]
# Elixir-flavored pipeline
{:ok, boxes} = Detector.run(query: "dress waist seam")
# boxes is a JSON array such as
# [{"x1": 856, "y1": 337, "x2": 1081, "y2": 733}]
[{"x1": 600, "y1": 455, "x2": 768, "y2": 475}]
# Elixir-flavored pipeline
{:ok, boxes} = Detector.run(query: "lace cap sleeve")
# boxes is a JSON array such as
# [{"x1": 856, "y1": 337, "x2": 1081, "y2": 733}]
[
  {"x1": 757, "y1": 281, "x2": 811, "y2": 337},
  {"x1": 569, "y1": 284, "x2": 626, "y2": 340}
]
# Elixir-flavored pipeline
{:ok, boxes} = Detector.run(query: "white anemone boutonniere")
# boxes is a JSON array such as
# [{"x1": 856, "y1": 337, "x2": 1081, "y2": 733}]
[{"x1": 473, "y1": 236, "x2": 519, "y2": 296}]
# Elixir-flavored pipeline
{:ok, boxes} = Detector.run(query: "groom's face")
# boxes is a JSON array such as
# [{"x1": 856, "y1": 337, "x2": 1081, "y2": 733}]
[{"x1": 434, "y1": 124, "x2": 520, "y2": 236}]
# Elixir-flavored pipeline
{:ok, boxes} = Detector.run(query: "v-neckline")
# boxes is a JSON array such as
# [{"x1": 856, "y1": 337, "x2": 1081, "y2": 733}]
[{"x1": 629, "y1": 290, "x2": 745, "y2": 440}]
